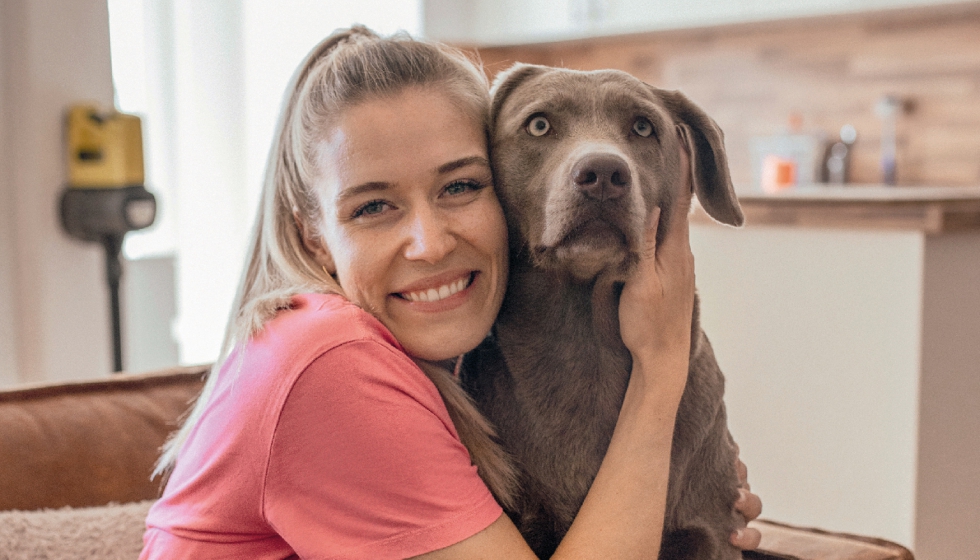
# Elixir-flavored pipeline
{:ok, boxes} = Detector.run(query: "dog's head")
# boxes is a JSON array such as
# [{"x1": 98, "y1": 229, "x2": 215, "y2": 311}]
[{"x1": 489, "y1": 63, "x2": 743, "y2": 281}]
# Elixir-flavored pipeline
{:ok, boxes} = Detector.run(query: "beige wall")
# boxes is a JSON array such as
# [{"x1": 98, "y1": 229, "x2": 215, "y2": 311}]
[
  {"x1": 0, "y1": 1, "x2": 15, "y2": 385},
  {"x1": 471, "y1": 3, "x2": 980, "y2": 189},
  {"x1": 0, "y1": 0, "x2": 116, "y2": 385},
  {"x1": 915, "y1": 231, "x2": 980, "y2": 560}
]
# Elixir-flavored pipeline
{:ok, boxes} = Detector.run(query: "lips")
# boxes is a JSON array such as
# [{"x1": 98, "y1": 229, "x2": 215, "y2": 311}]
[{"x1": 396, "y1": 272, "x2": 476, "y2": 303}]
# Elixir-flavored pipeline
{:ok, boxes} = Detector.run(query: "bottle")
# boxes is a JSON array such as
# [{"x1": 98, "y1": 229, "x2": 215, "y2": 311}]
[
  {"x1": 875, "y1": 96, "x2": 901, "y2": 185},
  {"x1": 823, "y1": 124, "x2": 857, "y2": 184}
]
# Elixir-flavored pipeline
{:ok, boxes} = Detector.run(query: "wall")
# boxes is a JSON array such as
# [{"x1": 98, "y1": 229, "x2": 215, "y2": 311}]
[
  {"x1": 470, "y1": 3, "x2": 980, "y2": 190},
  {"x1": 0, "y1": 0, "x2": 116, "y2": 385},
  {"x1": 915, "y1": 231, "x2": 980, "y2": 559},
  {"x1": 0, "y1": 1, "x2": 16, "y2": 386}
]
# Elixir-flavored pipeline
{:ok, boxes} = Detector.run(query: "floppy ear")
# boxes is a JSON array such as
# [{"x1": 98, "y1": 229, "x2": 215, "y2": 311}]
[
  {"x1": 489, "y1": 63, "x2": 550, "y2": 127},
  {"x1": 661, "y1": 90, "x2": 744, "y2": 227}
]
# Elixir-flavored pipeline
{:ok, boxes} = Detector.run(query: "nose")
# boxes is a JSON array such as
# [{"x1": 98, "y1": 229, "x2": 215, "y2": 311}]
[
  {"x1": 403, "y1": 208, "x2": 457, "y2": 264},
  {"x1": 572, "y1": 154, "x2": 631, "y2": 201}
]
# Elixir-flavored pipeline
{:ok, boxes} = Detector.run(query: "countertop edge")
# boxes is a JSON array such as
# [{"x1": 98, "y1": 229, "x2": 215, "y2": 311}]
[{"x1": 692, "y1": 186, "x2": 980, "y2": 233}]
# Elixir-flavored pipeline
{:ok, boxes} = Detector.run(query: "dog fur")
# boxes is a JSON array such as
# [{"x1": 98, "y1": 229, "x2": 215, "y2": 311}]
[{"x1": 463, "y1": 64, "x2": 746, "y2": 559}]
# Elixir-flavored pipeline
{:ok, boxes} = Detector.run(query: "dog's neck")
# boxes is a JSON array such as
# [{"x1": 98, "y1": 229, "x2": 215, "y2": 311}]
[
  {"x1": 487, "y1": 250, "x2": 634, "y2": 509},
  {"x1": 495, "y1": 253, "x2": 631, "y2": 383}
]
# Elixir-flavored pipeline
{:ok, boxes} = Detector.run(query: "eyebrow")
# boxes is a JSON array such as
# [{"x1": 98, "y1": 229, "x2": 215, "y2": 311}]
[
  {"x1": 335, "y1": 181, "x2": 389, "y2": 204},
  {"x1": 438, "y1": 155, "x2": 490, "y2": 175},
  {"x1": 335, "y1": 156, "x2": 491, "y2": 203}
]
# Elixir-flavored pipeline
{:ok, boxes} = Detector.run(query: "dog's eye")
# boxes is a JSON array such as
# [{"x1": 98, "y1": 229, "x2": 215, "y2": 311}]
[
  {"x1": 632, "y1": 117, "x2": 654, "y2": 138},
  {"x1": 526, "y1": 115, "x2": 551, "y2": 137}
]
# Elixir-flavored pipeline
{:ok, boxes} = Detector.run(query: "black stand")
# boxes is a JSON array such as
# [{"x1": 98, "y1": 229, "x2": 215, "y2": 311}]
[
  {"x1": 60, "y1": 185, "x2": 156, "y2": 374},
  {"x1": 102, "y1": 234, "x2": 124, "y2": 372}
]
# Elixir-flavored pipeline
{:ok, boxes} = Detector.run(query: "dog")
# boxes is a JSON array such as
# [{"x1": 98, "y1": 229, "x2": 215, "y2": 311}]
[{"x1": 462, "y1": 63, "x2": 746, "y2": 559}]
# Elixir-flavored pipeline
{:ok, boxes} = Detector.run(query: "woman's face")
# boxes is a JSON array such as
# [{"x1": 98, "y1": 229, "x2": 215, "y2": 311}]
[{"x1": 306, "y1": 88, "x2": 508, "y2": 362}]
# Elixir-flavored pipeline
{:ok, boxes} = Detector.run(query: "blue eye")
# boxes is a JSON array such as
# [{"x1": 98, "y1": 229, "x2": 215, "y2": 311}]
[
  {"x1": 351, "y1": 199, "x2": 389, "y2": 218},
  {"x1": 444, "y1": 180, "x2": 483, "y2": 196}
]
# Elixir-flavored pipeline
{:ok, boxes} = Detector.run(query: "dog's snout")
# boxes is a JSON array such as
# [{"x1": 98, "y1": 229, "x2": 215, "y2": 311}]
[{"x1": 572, "y1": 154, "x2": 631, "y2": 201}]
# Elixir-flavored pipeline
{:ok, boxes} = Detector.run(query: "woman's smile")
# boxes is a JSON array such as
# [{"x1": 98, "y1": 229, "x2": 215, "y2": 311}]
[
  {"x1": 394, "y1": 270, "x2": 476, "y2": 304},
  {"x1": 304, "y1": 87, "x2": 508, "y2": 361}
]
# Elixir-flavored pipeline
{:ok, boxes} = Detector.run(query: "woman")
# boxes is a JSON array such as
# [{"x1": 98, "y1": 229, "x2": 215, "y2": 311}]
[{"x1": 141, "y1": 26, "x2": 761, "y2": 559}]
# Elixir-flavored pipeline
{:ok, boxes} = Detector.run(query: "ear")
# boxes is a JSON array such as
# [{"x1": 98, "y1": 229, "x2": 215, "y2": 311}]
[
  {"x1": 489, "y1": 63, "x2": 550, "y2": 127},
  {"x1": 294, "y1": 211, "x2": 336, "y2": 274},
  {"x1": 662, "y1": 90, "x2": 744, "y2": 227}
]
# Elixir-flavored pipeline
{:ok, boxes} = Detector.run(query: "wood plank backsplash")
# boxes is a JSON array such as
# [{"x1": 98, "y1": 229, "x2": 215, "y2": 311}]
[{"x1": 468, "y1": 4, "x2": 980, "y2": 189}]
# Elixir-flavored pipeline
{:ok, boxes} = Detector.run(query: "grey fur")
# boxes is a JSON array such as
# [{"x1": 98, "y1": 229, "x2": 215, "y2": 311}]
[{"x1": 463, "y1": 64, "x2": 745, "y2": 559}]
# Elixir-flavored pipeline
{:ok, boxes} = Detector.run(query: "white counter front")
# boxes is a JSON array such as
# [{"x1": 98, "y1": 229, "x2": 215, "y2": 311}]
[{"x1": 691, "y1": 186, "x2": 980, "y2": 560}]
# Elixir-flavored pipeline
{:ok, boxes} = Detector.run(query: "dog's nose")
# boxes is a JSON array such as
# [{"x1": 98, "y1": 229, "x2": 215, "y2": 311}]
[{"x1": 572, "y1": 154, "x2": 631, "y2": 201}]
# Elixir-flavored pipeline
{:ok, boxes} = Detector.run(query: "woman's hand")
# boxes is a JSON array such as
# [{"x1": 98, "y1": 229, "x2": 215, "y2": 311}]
[
  {"x1": 731, "y1": 446, "x2": 763, "y2": 550},
  {"x1": 618, "y1": 145, "x2": 696, "y2": 393}
]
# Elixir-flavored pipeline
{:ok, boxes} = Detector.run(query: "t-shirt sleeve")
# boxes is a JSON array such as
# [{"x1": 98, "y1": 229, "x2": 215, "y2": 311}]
[{"x1": 263, "y1": 339, "x2": 502, "y2": 560}]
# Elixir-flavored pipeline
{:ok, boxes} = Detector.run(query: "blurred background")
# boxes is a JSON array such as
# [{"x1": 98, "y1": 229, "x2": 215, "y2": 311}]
[{"x1": 1, "y1": 1, "x2": 978, "y2": 558}]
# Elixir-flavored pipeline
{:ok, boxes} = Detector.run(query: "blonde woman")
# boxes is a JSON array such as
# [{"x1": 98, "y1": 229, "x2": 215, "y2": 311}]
[{"x1": 141, "y1": 26, "x2": 761, "y2": 559}]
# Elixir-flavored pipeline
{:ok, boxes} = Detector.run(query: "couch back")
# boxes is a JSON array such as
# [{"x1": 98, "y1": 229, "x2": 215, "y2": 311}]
[{"x1": 0, "y1": 366, "x2": 207, "y2": 511}]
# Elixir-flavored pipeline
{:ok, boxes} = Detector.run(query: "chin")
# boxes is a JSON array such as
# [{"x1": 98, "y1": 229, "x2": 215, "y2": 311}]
[{"x1": 400, "y1": 324, "x2": 491, "y2": 362}]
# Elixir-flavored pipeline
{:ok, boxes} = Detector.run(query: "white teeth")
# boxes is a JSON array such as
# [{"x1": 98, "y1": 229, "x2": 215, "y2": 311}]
[{"x1": 402, "y1": 276, "x2": 471, "y2": 303}]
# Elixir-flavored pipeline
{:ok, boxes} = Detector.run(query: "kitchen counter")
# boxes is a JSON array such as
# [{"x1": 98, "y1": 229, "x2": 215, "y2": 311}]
[{"x1": 692, "y1": 185, "x2": 980, "y2": 233}]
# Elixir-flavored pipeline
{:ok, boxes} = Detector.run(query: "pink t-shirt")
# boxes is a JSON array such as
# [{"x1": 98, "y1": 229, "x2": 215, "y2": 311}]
[{"x1": 141, "y1": 293, "x2": 502, "y2": 559}]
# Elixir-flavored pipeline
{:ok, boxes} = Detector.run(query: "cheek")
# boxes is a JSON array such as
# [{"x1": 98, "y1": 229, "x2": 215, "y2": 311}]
[{"x1": 327, "y1": 233, "x2": 388, "y2": 306}]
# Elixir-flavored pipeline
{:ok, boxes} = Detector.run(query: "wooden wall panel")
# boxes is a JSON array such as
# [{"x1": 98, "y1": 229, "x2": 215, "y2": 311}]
[{"x1": 468, "y1": 4, "x2": 980, "y2": 189}]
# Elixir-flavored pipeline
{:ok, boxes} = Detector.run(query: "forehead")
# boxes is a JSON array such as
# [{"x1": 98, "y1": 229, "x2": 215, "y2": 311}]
[
  {"x1": 502, "y1": 70, "x2": 665, "y2": 122},
  {"x1": 314, "y1": 89, "x2": 488, "y2": 192},
  {"x1": 333, "y1": 88, "x2": 481, "y2": 141}
]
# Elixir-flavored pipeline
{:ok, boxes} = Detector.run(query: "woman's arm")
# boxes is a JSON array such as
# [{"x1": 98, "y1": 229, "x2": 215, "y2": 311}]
[{"x1": 415, "y1": 145, "x2": 696, "y2": 559}]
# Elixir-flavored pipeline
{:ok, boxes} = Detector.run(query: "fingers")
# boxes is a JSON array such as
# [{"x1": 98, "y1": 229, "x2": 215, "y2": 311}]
[
  {"x1": 642, "y1": 207, "x2": 662, "y2": 260},
  {"x1": 735, "y1": 488, "x2": 763, "y2": 521},
  {"x1": 735, "y1": 455, "x2": 750, "y2": 491},
  {"x1": 657, "y1": 145, "x2": 694, "y2": 254},
  {"x1": 730, "y1": 527, "x2": 762, "y2": 551},
  {"x1": 731, "y1": 448, "x2": 763, "y2": 552},
  {"x1": 675, "y1": 142, "x2": 694, "y2": 211}
]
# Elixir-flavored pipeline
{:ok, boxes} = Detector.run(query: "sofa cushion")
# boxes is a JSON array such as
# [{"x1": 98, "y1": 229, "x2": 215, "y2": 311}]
[
  {"x1": 0, "y1": 500, "x2": 153, "y2": 560},
  {"x1": 0, "y1": 366, "x2": 207, "y2": 511}
]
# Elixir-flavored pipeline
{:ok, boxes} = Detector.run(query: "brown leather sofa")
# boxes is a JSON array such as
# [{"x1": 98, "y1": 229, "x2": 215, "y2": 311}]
[{"x1": 0, "y1": 365, "x2": 914, "y2": 559}]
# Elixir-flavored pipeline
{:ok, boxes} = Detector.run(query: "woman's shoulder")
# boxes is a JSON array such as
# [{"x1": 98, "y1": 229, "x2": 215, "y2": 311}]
[
  {"x1": 212, "y1": 292, "x2": 425, "y2": 425},
  {"x1": 220, "y1": 293, "x2": 409, "y2": 397},
  {"x1": 261, "y1": 292, "x2": 402, "y2": 356}
]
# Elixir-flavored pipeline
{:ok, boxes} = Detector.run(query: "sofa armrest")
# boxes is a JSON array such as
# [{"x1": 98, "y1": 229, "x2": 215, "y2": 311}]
[
  {"x1": 0, "y1": 366, "x2": 207, "y2": 511},
  {"x1": 748, "y1": 519, "x2": 915, "y2": 560}
]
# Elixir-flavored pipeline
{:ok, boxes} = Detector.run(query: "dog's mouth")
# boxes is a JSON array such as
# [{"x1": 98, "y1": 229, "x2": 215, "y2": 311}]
[
  {"x1": 555, "y1": 218, "x2": 627, "y2": 250},
  {"x1": 533, "y1": 217, "x2": 633, "y2": 280}
]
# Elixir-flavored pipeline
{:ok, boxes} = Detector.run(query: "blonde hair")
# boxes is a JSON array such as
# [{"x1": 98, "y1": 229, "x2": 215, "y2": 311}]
[{"x1": 155, "y1": 26, "x2": 517, "y2": 508}]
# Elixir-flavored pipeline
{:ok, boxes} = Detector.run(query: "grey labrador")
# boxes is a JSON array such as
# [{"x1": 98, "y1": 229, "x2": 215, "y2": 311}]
[{"x1": 462, "y1": 63, "x2": 746, "y2": 559}]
